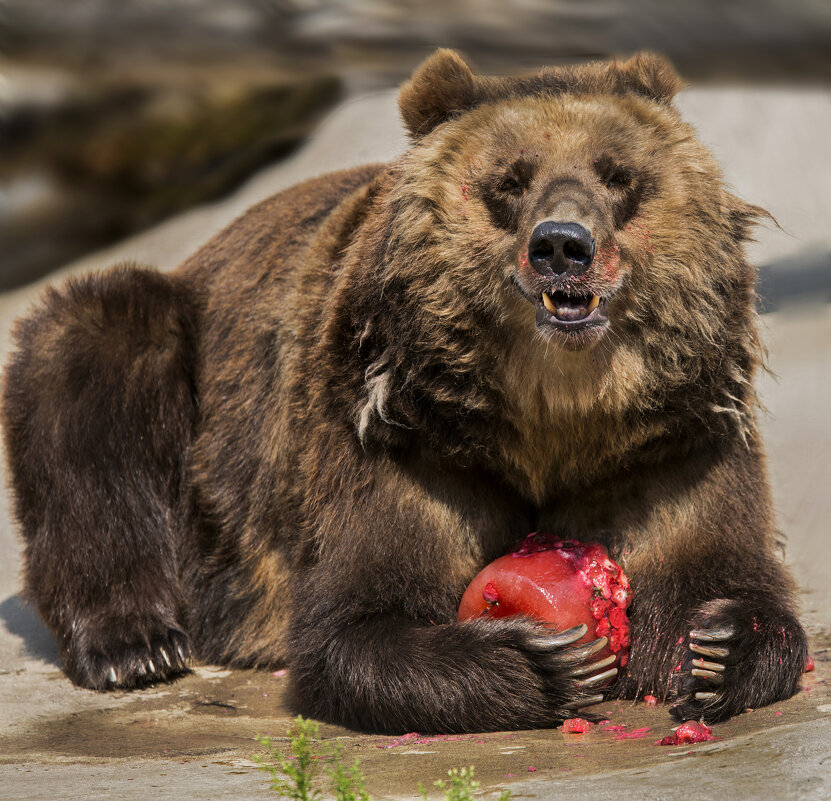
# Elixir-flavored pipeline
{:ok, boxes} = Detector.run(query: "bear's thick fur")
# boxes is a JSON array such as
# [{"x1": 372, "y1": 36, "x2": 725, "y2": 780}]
[{"x1": 3, "y1": 50, "x2": 808, "y2": 733}]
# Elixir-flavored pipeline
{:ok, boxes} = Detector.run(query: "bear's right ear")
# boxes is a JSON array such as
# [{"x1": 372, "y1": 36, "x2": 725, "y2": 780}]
[{"x1": 399, "y1": 49, "x2": 479, "y2": 139}]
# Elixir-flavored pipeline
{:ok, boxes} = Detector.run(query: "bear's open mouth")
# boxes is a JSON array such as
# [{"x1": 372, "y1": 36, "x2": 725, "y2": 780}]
[
  {"x1": 541, "y1": 291, "x2": 601, "y2": 323},
  {"x1": 537, "y1": 290, "x2": 608, "y2": 334}
]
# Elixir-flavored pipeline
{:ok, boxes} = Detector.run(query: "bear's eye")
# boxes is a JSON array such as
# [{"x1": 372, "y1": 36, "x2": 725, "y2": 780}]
[
  {"x1": 495, "y1": 159, "x2": 535, "y2": 196},
  {"x1": 605, "y1": 170, "x2": 631, "y2": 189},
  {"x1": 594, "y1": 154, "x2": 633, "y2": 190},
  {"x1": 480, "y1": 158, "x2": 535, "y2": 232},
  {"x1": 497, "y1": 175, "x2": 523, "y2": 195}
]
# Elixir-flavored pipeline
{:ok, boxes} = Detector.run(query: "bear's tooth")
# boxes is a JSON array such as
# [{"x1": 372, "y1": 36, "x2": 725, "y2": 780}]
[
  {"x1": 587, "y1": 295, "x2": 600, "y2": 313},
  {"x1": 542, "y1": 292, "x2": 557, "y2": 314}
]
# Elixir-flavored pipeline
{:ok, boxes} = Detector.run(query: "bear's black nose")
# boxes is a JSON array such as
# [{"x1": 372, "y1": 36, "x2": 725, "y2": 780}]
[{"x1": 528, "y1": 221, "x2": 595, "y2": 277}]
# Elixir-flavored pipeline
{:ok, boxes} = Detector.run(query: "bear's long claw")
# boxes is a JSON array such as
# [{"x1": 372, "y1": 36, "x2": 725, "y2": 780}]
[
  {"x1": 106, "y1": 667, "x2": 117, "y2": 684},
  {"x1": 577, "y1": 667, "x2": 618, "y2": 688},
  {"x1": 690, "y1": 626, "x2": 735, "y2": 642},
  {"x1": 570, "y1": 654, "x2": 616, "y2": 677},
  {"x1": 568, "y1": 637, "x2": 608, "y2": 661},
  {"x1": 691, "y1": 657, "x2": 725, "y2": 672},
  {"x1": 694, "y1": 691, "x2": 717, "y2": 701},
  {"x1": 689, "y1": 642, "x2": 729, "y2": 660},
  {"x1": 691, "y1": 668, "x2": 724, "y2": 685},
  {"x1": 541, "y1": 624, "x2": 587, "y2": 649},
  {"x1": 564, "y1": 693, "x2": 605, "y2": 710}
]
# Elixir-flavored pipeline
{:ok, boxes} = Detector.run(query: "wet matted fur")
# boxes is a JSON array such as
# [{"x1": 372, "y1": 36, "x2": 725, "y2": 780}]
[{"x1": 2, "y1": 50, "x2": 807, "y2": 733}]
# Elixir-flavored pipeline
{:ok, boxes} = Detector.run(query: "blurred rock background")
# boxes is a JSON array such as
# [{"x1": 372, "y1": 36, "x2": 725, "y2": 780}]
[{"x1": 1, "y1": 0, "x2": 831, "y2": 289}]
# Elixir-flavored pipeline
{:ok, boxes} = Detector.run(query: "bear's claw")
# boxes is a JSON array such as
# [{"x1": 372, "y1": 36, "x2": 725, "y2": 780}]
[
  {"x1": 539, "y1": 623, "x2": 588, "y2": 649},
  {"x1": 570, "y1": 653, "x2": 616, "y2": 676},
  {"x1": 689, "y1": 642, "x2": 730, "y2": 660},
  {"x1": 691, "y1": 668, "x2": 724, "y2": 685},
  {"x1": 690, "y1": 626, "x2": 735, "y2": 642},
  {"x1": 564, "y1": 693, "x2": 605, "y2": 710},
  {"x1": 577, "y1": 667, "x2": 618, "y2": 688}
]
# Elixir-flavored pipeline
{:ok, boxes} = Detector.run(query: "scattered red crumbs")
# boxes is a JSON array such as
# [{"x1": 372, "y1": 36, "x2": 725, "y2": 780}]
[
  {"x1": 643, "y1": 695, "x2": 658, "y2": 706},
  {"x1": 562, "y1": 718, "x2": 593, "y2": 733},
  {"x1": 676, "y1": 637, "x2": 685, "y2": 645},
  {"x1": 658, "y1": 721, "x2": 717, "y2": 746},
  {"x1": 377, "y1": 732, "x2": 480, "y2": 749},
  {"x1": 805, "y1": 656, "x2": 815, "y2": 672}
]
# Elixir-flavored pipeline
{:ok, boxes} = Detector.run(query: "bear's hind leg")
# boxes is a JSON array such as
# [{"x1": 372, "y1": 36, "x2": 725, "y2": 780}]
[{"x1": 2, "y1": 265, "x2": 198, "y2": 689}]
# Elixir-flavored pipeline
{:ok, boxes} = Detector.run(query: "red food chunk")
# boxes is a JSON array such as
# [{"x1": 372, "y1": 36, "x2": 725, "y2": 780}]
[
  {"x1": 643, "y1": 694, "x2": 658, "y2": 706},
  {"x1": 805, "y1": 655, "x2": 815, "y2": 673},
  {"x1": 658, "y1": 721, "x2": 716, "y2": 746},
  {"x1": 457, "y1": 533, "x2": 632, "y2": 668},
  {"x1": 562, "y1": 718, "x2": 593, "y2": 733}
]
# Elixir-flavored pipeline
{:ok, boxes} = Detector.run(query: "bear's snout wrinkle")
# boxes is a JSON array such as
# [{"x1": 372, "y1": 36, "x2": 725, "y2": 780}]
[{"x1": 528, "y1": 220, "x2": 596, "y2": 277}]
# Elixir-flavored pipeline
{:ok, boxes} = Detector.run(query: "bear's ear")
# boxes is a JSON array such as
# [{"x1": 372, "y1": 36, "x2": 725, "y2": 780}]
[
  {"x1": 399, "y1": 49, "x2": 479, "y2": 139},
  {"x1": 610, "y1": 52, "x2": 684, "y2": 104}
]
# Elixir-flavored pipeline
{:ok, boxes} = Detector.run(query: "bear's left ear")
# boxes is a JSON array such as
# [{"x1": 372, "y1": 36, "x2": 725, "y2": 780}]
[
  {"x1": 399, "y1": 49, "x2": 479, "y2": 139},
  {"x1": 610, "y1": 52, "x2": 684, "y2": 104}
]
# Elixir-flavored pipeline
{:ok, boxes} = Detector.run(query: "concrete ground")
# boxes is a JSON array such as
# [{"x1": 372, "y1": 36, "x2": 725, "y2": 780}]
[{"x1": 1, "y1": 86, "x2": 830, "y2": 801}]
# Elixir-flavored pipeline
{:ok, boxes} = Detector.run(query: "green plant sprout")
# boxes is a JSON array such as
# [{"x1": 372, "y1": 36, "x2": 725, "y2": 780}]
[{"x1": 255, "y1": 716, "x2": 511, "y2": 801}]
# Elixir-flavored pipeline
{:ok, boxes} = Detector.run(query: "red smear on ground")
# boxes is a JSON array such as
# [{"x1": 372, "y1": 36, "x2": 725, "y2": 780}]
[
  {"x1": 658, "y1": 721, "x2": 717, "y2": 746},
  {"x1": 614, "y1": 727, "x2": 651, "y2": 741},
  {"x1": 600, "y1": 723, "x2": 628, "y2": 733},
  {"x1": 377, "y1": 732, "x2": 485, "y2": 749}
]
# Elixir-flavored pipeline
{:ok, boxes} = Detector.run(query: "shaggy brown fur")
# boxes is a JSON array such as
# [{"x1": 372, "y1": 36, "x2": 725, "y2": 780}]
[{"x1": 3, "y1": 50, "x2": 807, "y2": 733}]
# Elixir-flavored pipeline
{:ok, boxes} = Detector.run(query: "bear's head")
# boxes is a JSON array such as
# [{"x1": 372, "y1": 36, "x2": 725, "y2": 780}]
[{"x1": 338, "y1": 50, "x2": 766, "y2": 487}]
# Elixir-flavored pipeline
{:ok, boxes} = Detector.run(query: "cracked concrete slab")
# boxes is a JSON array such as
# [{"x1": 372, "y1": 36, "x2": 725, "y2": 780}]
[{"x1": 1, "y1": 87, "x2": 829, "y2": 800}]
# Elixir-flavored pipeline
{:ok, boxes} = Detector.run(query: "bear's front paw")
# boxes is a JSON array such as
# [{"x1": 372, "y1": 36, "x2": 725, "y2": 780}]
[
  {"x1": 525, "y1": 623, "x2": 621, "y2": 714},
  {"x1": 672, "y1": 598, "x2": 808, "y2": 723},
  {"x1": 61, "y1": 616, "x2": 192, "y2": 690}
]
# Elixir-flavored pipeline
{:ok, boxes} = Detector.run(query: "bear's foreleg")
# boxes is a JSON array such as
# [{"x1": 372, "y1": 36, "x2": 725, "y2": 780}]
[
  {"x1": 614, "y1": 440, "x2": 808, "y2": 722},
  {"x1": 2, "y1": 265, "x2": 198, "y2": 689},
  {"x1": 287, "y1": 453, "x2": 614, "y2": 734}
]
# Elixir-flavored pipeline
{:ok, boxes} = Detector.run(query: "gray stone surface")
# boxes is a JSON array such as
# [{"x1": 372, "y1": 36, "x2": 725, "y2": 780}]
[{"x1": 0, "y1": 87, "x2": 829, "y2": 800}]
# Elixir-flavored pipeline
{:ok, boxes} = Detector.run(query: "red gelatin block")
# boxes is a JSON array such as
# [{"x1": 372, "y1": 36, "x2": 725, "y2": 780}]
[
  {"x1": 562, "y1": 718, "x2": 593, "y2": 733},
  {"x1": 658, "y1": 721, "x2": 716, "y2": 746},
  {"x1": 457, "y1": 533, "x2": 631, "y2": 668}
]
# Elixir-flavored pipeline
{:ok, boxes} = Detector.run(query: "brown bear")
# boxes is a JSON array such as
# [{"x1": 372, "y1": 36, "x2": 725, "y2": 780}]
[{"x1": 2, "y1": 50, "x2": 808, "y2": 734}]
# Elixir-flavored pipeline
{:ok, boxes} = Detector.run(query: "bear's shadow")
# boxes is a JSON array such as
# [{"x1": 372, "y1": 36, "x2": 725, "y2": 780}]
[{"x1": 0, "y1": 594, "x2": 59, "y2": 665}]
